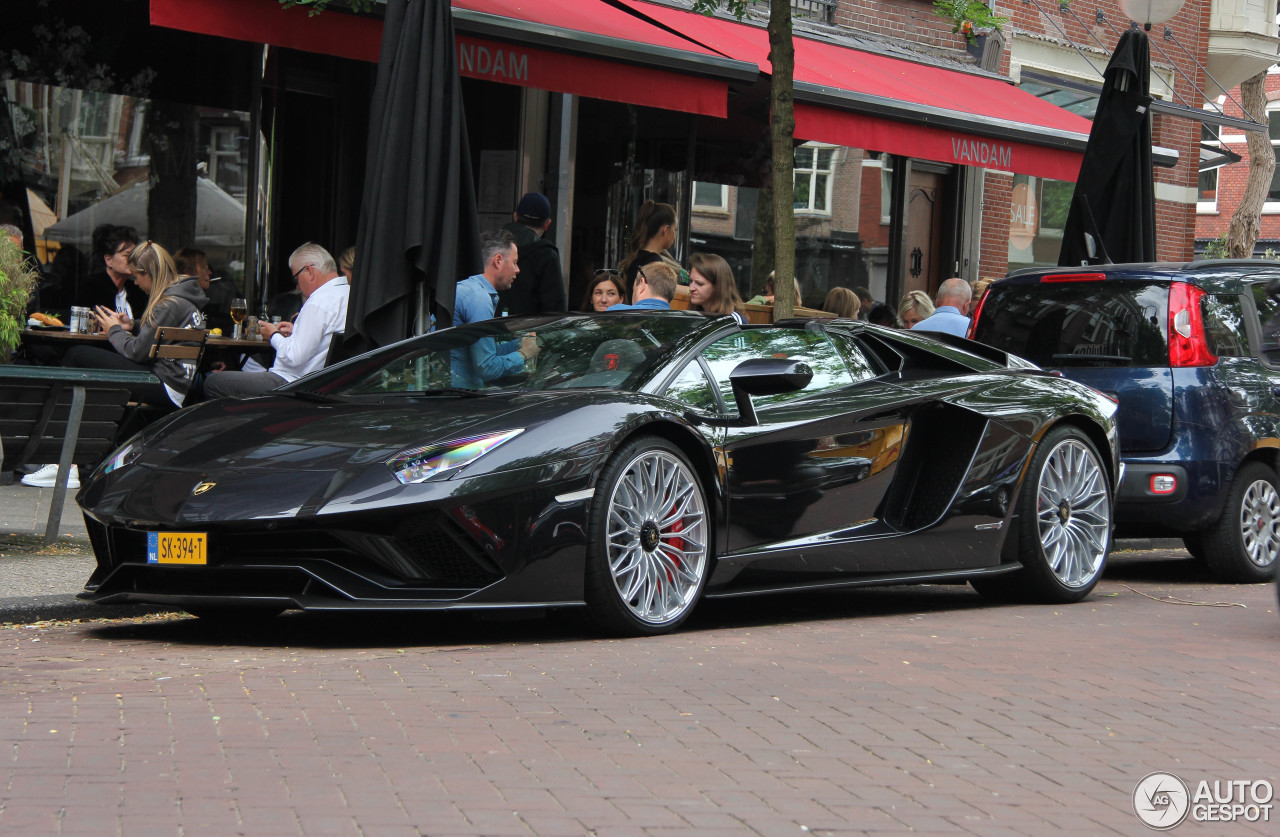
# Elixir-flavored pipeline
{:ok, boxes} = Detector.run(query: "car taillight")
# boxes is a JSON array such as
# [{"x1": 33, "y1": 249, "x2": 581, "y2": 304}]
[
  {"x1": 1167, "y1": 281, "x2": 1217, "y2": 367},
  {"x1": 966, "y1": 288, "x2": 989, "y2": 340}
]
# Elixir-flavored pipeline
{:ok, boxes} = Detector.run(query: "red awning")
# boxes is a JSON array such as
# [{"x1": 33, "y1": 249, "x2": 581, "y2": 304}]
[
  {"x1": 617, "y1": 0, "x2": 1090, "y2": 182},
  {"x1": 150, "y1": 0, "x2": 755, "y2": 118}
]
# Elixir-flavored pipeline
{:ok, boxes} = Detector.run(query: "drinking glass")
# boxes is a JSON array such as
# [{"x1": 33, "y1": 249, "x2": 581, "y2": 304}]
[{"x1": 229, "y1": 297, "x2": 247, "y2": 339}]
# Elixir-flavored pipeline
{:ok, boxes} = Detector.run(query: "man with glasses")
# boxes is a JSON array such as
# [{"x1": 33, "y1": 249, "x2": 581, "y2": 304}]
[
  {"x1": 606, "y1": 263, "x2": 677, "y2": 311},
  {"x1": 204, "y1": 242, "x2": 349, "y2": 398}
]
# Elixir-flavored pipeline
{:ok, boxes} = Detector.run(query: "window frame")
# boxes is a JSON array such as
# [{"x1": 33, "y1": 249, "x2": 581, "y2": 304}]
[
  {"x1": 691, "y1": 181, "x2": 730, "y2": 213},
  {"x1": 793, "y1": 142, "x2": 835, "y2": 216}
]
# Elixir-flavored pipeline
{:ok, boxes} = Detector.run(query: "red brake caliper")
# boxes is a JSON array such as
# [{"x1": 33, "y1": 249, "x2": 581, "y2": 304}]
[{"x1": 665, "y1": 501, "x2": 685, "y2": 585}]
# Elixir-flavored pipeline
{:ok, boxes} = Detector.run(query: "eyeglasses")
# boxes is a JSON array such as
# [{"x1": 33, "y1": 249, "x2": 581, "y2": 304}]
[
  {"x1": 636, "y1": 267, "x2": 649, "y2": 284},
  {"x1": 291, "y1": 264, "x2": 312, "y2": 283},
  {"x1": 594, "y1": 268, "x2": 621, "y2": 277}
]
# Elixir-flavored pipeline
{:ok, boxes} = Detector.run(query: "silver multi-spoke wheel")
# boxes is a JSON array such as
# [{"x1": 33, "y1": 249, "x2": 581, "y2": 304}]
[
  {"x1": 1035, "y1": 438, "x2": 1110, "y2": 588},
  {"x1": 604, "y1": 449, "x2": 708, "y2": 626},
  {"x1": 1236, "y1": 478, "x2": 1280, "y2": 569},
  {"x1": 1201, "y1": 462, "x2": 1280, "y2": 583}
]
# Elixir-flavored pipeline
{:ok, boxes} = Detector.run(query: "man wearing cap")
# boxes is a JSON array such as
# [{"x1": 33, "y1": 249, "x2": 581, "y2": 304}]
[{"x1": 500, "y1": 192, "x2": 567, "y2": 316}]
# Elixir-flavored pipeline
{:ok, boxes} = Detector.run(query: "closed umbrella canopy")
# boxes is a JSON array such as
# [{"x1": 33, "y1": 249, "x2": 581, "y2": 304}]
[
  {"x1": 343, "y1": 0, "x2": 482, "y2": 357},
  {"x1": 1059, "y1": 27, "x2": 1155, "y2": 266}
]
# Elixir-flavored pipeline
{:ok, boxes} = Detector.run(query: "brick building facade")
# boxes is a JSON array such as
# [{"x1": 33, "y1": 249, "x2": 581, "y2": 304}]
[
  {"x1": 1194, "y1": 69, "x2": 1280, "y2": 253},
  {"x1": 685, "y1": 0, "x2": 1242, "y2": 309}
]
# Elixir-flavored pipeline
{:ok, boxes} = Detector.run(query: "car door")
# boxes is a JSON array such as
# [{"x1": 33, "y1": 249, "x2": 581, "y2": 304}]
[{"x1": 689, "y1": 327, "x2": 916, "y2": 582}]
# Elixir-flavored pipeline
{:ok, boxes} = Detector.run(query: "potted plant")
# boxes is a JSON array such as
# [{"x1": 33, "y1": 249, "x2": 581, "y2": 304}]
[
  {"x1": 0, "y1": 237, "x2": 39, "y2": 363},
  {"x1": 932, "y1": 0, "x2": 1009, "y2": 45}
]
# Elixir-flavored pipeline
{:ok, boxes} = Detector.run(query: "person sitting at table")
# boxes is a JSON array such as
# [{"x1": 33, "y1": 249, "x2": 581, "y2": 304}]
[
  {"x1": 204, "y1": 243, "x2": 349, "y2": 398},
  {"x1": 62, "y1": 240, "x2": 208, "y2": 410},
  {"x1": 745, "y1": 271, "x2": 802, "y2": 307},
  {"x1": 85, "y1": 224, "x2": 147, "y2": 328},
  {"x1": 688, "y1": 252, "x2": 747, "y2": 324},
  {"x1": 175, "y1": 247, "x2": 236, "y2": 334},
  {"x1": 822, "y1": 287, "x2": 861, "y2": 319}
]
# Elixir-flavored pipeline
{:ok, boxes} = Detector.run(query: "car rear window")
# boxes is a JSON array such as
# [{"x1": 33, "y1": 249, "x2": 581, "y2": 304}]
[{"x1": 974, "y1": 281, "x2": 1169, "y2": 367}]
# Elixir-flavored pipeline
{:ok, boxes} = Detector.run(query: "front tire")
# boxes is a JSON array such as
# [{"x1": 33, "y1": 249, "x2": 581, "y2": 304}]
[
  {"x1": 584, "y1": 437, "x2": 710, "y2": 636},
  {"x1": 1200, "y1": 461, "x2": 1280, "y2": 583},
  {"x1": 973, "y1": 425, "x2": 1112, "y2": 603}
]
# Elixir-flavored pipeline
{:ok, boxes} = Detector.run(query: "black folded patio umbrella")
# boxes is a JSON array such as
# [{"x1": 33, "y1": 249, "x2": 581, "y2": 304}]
[
  {"x1": 342, "y1": 0, "x2": 482, "y2": 357},
  {"x1": 1059, "y1": 27, "x2": 1155, "y2": 266}
]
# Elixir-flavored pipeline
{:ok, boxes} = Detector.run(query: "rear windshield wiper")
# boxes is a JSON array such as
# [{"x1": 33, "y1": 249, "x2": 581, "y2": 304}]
[{"x1": 1051, "y1": 353, "x2": 1133, "y2": 362}]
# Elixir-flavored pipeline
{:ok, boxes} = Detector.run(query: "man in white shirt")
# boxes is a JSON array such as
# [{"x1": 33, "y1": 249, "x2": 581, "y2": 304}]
[{"x1": 205, "y1": 242, "x2": 349, "y2": 398}]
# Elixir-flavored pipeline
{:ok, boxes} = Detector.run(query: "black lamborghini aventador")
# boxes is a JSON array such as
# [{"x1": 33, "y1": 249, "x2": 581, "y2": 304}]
[{"x1": 77, "y1": 311, "x2": 1121, "y2": 635}]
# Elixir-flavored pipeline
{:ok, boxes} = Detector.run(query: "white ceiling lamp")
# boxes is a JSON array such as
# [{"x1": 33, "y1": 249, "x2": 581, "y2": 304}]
[{"x1": 1117, "y1": 0, "x2": 1187, "y2": 29}]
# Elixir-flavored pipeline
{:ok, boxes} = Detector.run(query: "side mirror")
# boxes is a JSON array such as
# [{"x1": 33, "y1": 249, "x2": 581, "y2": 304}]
[{"x1": 728, "y1": 358, "x2": 812, "y2": 426}]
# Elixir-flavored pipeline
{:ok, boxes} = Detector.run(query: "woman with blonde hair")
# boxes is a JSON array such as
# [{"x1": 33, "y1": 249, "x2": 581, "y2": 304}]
[
  {"x1": 618, "y1": 200, "x2": 678, "y2": 286},
  {"x1": 688, "y1": 252, "x2": 747, "y2": 324},
  {"x1": 823, "y1": 287, "x2": 861, "y2": 319},
  {"x1": 898, "y1": 289, "x2": 935, "y2": 329},
  {"x1": 64, "y1": 241, "x2": 209, "y2": 409}
]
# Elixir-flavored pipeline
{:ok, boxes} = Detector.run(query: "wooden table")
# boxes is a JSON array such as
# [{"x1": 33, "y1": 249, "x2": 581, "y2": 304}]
[
  {"x1": 23, "y1": 328, "x2": 272, "y2": 352},
  {"x1": 20, "y1": 328, "x2": 276, "y2": 369}
]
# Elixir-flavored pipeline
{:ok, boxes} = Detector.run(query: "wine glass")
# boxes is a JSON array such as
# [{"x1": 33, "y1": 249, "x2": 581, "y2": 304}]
[{"x1": 229, "y1": 297, "x2": 247, "y2": 339}]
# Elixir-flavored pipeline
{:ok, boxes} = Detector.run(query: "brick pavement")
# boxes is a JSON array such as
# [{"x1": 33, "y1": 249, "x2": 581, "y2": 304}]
[{"x1": 0, "y1": 555, "x2": 1277, "y2": 836}]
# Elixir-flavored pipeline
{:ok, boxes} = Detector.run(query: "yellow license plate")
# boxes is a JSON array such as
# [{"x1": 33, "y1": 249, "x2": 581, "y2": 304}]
[{"x1": 147, "y1": 532, "x2": 208, "y2": 565}]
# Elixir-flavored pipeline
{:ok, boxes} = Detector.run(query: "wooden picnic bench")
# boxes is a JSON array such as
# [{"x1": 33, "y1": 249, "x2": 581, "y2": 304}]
[{"x1": 0, "y1": 365, "x2": 161, "y2": 543}]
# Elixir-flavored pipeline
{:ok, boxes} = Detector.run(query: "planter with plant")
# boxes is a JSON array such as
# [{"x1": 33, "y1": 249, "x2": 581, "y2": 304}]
[
  {"x1": 932, "y1": 0, "x2": 1009, "y2": 44},
  {"x1": 0, "y1": 238, "x2": 39, "y2": 363}
]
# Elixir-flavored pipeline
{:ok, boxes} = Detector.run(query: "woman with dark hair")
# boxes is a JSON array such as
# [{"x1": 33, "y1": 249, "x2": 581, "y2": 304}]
[
  {"x1": 64, "y1": 241, "x2": 208, "y2": 410},
  {"x1": 618, "y1": 200, "x2": 677, "y2": 286},
  {"x1": 87, "y1": 223, "x2": 147, "y2": 324},
  {"x1": 867, "y1": 301, "x2": 901, "y2": 328},
  {"x1": 688, "y1": 252, "x2": 747, "y2": 324},
  {"x1": 822, "y1": 287, "x2": 861, "y2": 319},
  {"x1": 581, "y1": 269, "x2": 628, "y2": 312}
]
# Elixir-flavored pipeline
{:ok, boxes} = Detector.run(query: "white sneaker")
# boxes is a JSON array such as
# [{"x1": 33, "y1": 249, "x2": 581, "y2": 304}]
[{"x1": 20, "y1": 464, "x2": 80, "y2": 489}]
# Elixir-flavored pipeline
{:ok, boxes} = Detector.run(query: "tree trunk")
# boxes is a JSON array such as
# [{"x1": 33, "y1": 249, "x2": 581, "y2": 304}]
[
  {"x1": 768, "y1": 0, "x2": 796, "y2": 320},
  {"x1": 1227, "y1": 71, "x2": 1274, "y2": 259},
  {"x1": 750, "y1": 183, "x2": 774, "y2": 296},
  {"x1": 145, "y1": 101, "x2": 199, "y2": 254}
]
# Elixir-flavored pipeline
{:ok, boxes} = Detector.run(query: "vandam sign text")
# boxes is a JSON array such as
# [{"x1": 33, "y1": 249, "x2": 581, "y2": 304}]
[
  {"x1": 458, "y1": 42, "x2": 530, "y2": 83},
  {"x1": 951, "y1": 137, "x2": 1013, "y2": 169}
]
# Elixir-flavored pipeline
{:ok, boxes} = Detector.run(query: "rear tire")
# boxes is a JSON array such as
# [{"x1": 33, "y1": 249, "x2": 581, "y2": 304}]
[
  {"x1": 972, "y1": 425, "x2": 1111, "y2": 603},
  {"x1": 1200, "y1": 461, "x2": 1280, "y2": 583},
  {"x1": 584, "y1": 437, "x2": 710, "y2": 636}
]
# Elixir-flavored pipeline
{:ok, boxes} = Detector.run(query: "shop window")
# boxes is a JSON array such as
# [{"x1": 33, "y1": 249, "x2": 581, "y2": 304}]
[
  {"x1": 3, "y1": 80, "x2": 251, "y2": 307},
  {"x1": 794, "y1": 143, "x2": 834, "y2": 215},
  {"x1": 1008, "y1": 173, "x2": 1073, "y2": 268},
  {"x1": 692, "y1": 181, "x2": 728, "y2": 212},
  {"x1": 209, "y1": 125, "x2": 248, "y2": 198},
  {"x1": 1265, "y1": 107, "x2": 1280, "y2": 212}
]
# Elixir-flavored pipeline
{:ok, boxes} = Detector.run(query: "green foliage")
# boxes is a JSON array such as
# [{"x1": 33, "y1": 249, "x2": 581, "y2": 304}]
[
  {"x1": 690, "y1": 0, "x2": 751, "y2": 19},
  {"x1": 278, "y1": 0, "x2": 375, "y2": 16},
  {"x1": 932, "y1": 0, "x2": 1009, "y2": 43},
  {"x1": 1201, "y1": 234, "x2": 1230, "y2": 259},
  {"x1": 0, "y1": 238, "x2": 39, "y2": 363}
]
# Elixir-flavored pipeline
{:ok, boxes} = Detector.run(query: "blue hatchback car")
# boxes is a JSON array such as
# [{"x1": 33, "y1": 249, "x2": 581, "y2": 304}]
[{"x1": 971, "y1": 261, "x2": 1280, "y2": 583}]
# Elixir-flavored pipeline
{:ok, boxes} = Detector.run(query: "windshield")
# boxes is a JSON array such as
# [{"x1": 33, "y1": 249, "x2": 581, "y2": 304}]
[{"x1": 288, "y1": 312, "x2": 716, "y2": 396}]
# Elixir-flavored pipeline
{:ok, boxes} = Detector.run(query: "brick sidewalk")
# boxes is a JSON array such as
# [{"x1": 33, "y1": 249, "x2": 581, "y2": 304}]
[{"x1": 0, "y1": 560, "x2": 1276, "y2": 835}]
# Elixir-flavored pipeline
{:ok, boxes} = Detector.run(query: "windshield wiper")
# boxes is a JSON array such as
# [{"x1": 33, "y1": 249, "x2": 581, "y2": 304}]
[{"x1": 286, "y1": 389, "x2": 346, "y2": 403}]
